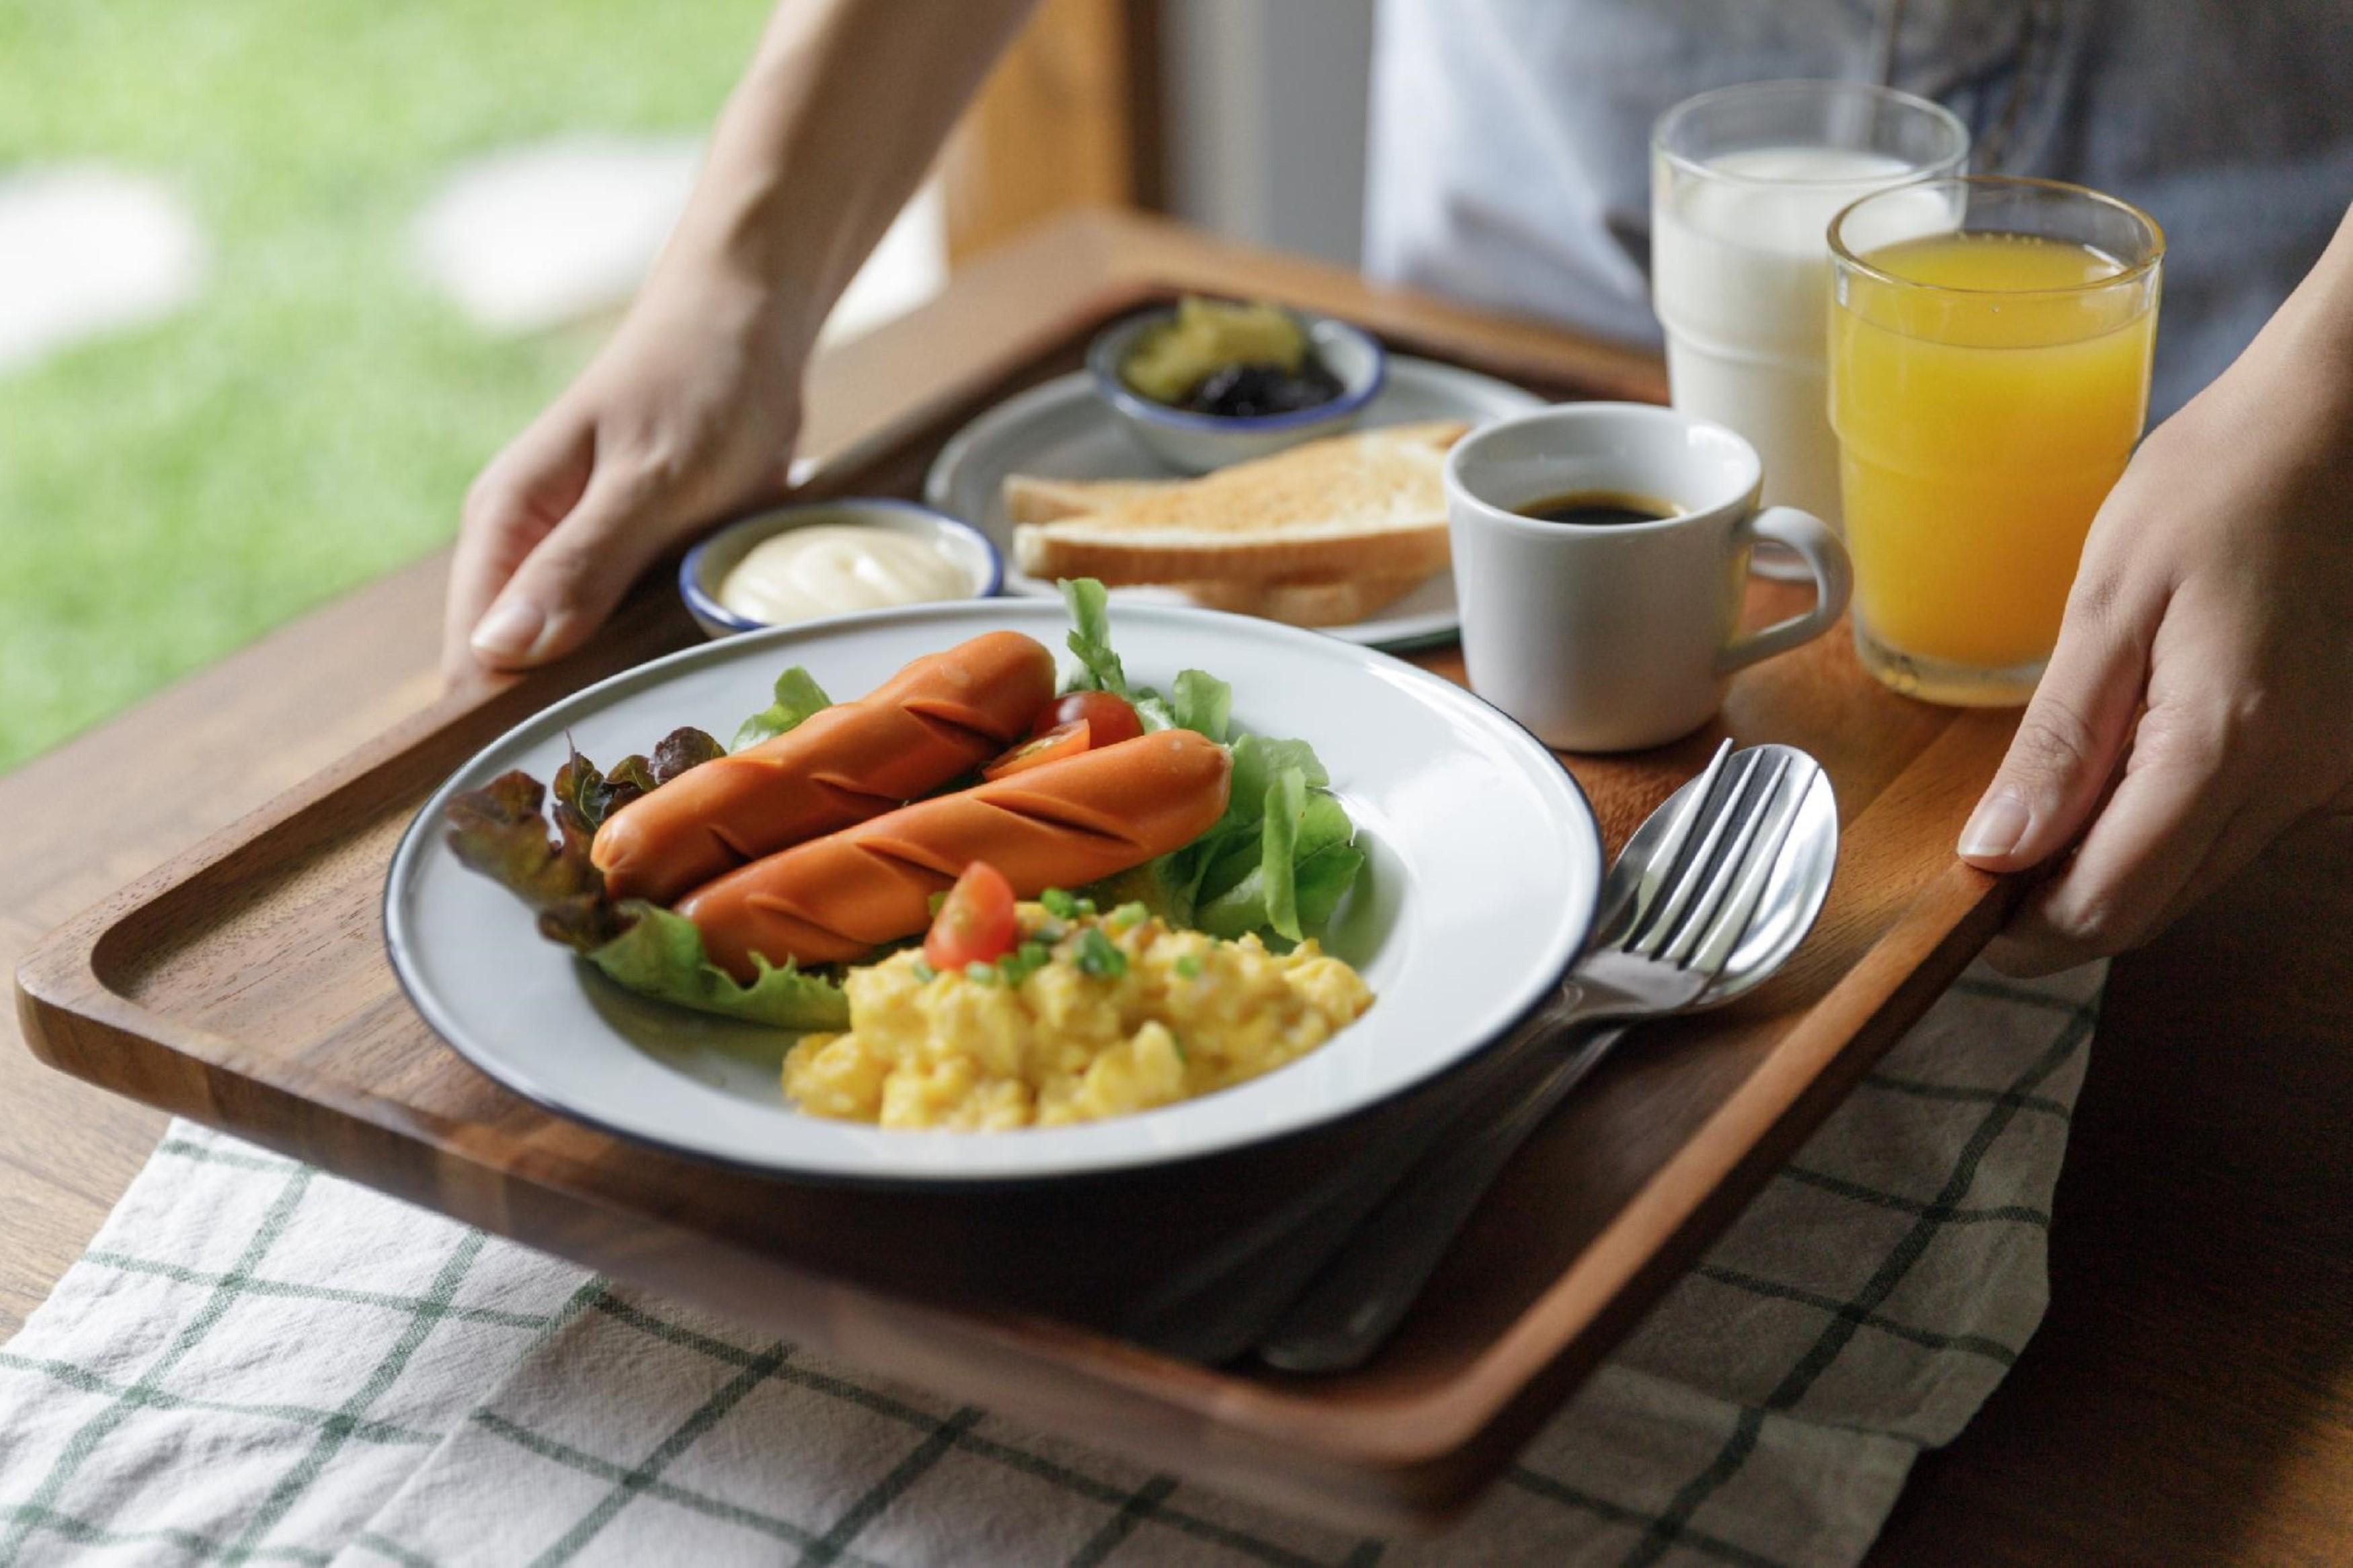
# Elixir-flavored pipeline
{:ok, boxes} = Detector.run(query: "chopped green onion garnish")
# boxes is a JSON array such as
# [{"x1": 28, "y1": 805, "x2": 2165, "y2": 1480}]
[
  {"x1": 996, "y1": 940, "x2": 1051, "y2": 985},
  {"x1": 909, "y1": 959, "x2": 937, "y2": 983},
  {"x1": 964, "y1": 961, "x2": 998, "y2": 984},
  {"x1": 1074, "y1": 927, "x2": 1127, "y2": 979},
  {"x1": 1040, "y1": 887, "x2": 1079, "y2": 919},
  {"x1": 1107, "y1": 901, "x2": 1149, "y2": 931},
  {"x1": 1172, "y1": 954, "x2": 1201, "y2": 979}
]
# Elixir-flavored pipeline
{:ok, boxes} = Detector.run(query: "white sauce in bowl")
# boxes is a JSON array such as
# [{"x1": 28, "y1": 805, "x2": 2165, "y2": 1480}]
[{"x1": 717, "y1": 524, "x2": 971, "y2": 626}]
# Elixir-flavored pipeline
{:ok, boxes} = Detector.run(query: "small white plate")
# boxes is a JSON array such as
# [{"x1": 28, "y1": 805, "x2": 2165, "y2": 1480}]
[
  {"x1": 384, "y1": 599, "x2": 1599, "y2": 1184},
  {"x1": 924, "y1": 358, "x2": 1546, "y2": 652}
]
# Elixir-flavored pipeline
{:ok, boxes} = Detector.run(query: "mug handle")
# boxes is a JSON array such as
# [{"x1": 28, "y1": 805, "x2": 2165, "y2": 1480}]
[{"x1": 1717, "y1": 506, "x2": 1854, "y2": 675}]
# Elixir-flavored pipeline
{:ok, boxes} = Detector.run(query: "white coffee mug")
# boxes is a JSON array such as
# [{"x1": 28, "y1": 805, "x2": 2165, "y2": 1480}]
[{"x1": 1446, "y1": 403, "x2": 1852, "y2": 752}]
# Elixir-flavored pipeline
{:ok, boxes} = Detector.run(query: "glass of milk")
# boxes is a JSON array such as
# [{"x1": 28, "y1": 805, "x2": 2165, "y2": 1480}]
[{"x1": 1652, "y1": 81, "x2": 1968, "y2": 575}]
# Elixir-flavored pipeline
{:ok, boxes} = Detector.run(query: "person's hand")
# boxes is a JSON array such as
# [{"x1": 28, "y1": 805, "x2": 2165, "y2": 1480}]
[
  {"x1": 1958, "y1": 317, "x2": 2353, "y2": 974},
  {"x1": 442, "y1": 263, "x2": 809, "y2": 681}
]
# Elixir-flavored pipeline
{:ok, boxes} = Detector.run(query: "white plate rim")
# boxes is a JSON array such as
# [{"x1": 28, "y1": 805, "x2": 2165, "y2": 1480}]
[
  {"x1": 383, "y1": 600, "x2": 1600, "y2": 1186},
  {"x1": 922, "y1": 358, "x2": 1546, "y2": 653}
]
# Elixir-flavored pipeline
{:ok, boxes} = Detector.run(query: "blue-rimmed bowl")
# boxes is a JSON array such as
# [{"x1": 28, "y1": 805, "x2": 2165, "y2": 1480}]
[
  {"x1": 1086, "y1": 305, "x2": 1386, "y2": 473},
  {"x1": 678, "y1": 498, "x2": 1001, "y2": 639}
]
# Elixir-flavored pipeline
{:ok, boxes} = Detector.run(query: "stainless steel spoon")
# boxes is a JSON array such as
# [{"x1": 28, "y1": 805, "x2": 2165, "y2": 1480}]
[
  {"x1": 1257, "y1": 742, "x2": 1839, "y2": 1373},
  {"x1": 1123, "y1": 742, "x2": 1827, "y2": 1364}
]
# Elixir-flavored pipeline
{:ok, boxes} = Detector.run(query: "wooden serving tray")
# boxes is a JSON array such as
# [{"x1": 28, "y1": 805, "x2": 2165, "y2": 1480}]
[{"x1": 15, "y1": 272, "x2": 2020, "y2": 1532}]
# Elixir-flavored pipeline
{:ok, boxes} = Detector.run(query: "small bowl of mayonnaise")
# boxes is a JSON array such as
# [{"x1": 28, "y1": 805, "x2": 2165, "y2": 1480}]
[{"x1": 680, "y1": 498, "x2": 1002, "y2": 638}]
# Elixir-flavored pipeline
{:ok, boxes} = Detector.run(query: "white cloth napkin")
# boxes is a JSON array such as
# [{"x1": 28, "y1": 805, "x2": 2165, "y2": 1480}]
[{"x1": 0, "y1": 961, "x2": 2100, "y2": 1567}]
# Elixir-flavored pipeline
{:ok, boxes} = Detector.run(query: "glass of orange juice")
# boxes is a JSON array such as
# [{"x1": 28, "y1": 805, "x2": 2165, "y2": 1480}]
[{"x1": 1827, "y1": 176, "x2": 2163, "y2": 705}]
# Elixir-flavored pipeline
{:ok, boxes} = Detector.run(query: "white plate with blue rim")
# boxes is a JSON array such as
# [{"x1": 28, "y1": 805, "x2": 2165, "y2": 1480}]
[
  {"x1": 383, "y1": 597, "x2": 1600, "y2": 1185},
  {"x1": 924, "y1": 360, "x2": 1545, "y2": 654}
]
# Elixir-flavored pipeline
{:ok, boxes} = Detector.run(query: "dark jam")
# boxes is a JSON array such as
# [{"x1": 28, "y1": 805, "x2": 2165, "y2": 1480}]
[{"x1": 1178, "y1": 358, "x2": 1345, "y2": 418}]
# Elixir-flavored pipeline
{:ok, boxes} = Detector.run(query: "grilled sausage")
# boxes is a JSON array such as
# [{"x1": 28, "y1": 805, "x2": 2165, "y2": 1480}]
[
  {"x1": 677, "y1": 728, "x2": 1231, "y2": 979},
  {"x1": 592, "y1": 630, "x2": 1055, "y2": 903}
]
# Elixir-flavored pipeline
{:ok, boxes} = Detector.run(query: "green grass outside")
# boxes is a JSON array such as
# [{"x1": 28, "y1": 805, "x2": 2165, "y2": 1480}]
[{"x1": 0, "y1": 0, "x2": 772, "y2": 768}]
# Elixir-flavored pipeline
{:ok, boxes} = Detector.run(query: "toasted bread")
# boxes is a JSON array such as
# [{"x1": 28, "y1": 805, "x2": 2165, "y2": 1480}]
[
  {"x1": 1010, "y1": 420, "x2": 1466, "y2": 585},
  {"x1": 1172, "y1": 575, "x2": 1429, "y2": 626},
  {"x1": 1002, "y1": 473, "x2": 1180, "y2": 526},
  {"x1": 1002, "y1": 472, "x2": 1431, "y2": 626}
]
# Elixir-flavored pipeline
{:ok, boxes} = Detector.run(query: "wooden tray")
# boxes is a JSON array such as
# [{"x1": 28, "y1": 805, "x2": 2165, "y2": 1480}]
[{"x1": 15, "y1": 278, "x2": 2021, "y2": 1532}]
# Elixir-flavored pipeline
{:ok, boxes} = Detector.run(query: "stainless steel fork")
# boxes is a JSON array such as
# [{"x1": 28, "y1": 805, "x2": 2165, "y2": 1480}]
[
  {"x1": 1124, "y1": 742, "x2": 1821, "y2": 1365},
  {"x1": 1257, "y1": 743, "x2": 1823, "y2": 1372}
]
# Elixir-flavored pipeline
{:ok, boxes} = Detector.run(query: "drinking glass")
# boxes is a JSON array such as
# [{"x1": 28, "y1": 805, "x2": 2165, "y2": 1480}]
[
  {"x1": 1652, "y1": 81, "x2": 1968, "y2": 577},
  {"x1": 1828, "y1": 175, "x2": 2163, "y2": 706}
]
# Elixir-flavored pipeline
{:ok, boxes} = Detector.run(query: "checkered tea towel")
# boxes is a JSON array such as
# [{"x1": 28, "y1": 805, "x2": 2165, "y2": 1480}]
[{"x1": 0, "y1": 960, "x2": 2101, "y2": 1568}]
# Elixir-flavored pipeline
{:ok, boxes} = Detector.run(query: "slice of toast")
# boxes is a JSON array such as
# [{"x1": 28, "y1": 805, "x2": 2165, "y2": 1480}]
[
  {"x1": 1002, "y1": 474, "x2": 1181, "y2": 526},
  {"x1": 1010, "y1": 420, "x2": 1466, "y2": 585},
  {"x1": 1173, "y1": 575, "x2": 1429, "y2": 626},
  {"x1": 1001, "y1": 471, "x2": 1431, "y2": 626}
]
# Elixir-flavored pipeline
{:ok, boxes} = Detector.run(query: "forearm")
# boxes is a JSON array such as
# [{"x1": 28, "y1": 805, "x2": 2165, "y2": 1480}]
[
  {"x1": 2232, "y1": 200, "x2": 2353, "y2": 404},
  {"x1": 657, "y1": 0, "x2": 1039, "y2": 347}
]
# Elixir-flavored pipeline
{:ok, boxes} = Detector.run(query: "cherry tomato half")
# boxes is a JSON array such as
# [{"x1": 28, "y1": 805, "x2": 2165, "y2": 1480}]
[
  {"x1": 1037, "y1": 690, "x2": 1142, "y2": 747},
  {"x1": 982, "y1": 719, "x2": 1090, "y2": 780},
  {"x1": 924, "y1": 860, "x2": 1018, "y2": 971}
]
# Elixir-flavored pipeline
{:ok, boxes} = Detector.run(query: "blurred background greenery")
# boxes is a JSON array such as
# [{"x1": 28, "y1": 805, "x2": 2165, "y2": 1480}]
[
  {"x1": 0, "y1": 0, "x2": 769, "y2": 769},
  {"x1": 0, "y1": 1, "x2": 1366, "y2": 774}
]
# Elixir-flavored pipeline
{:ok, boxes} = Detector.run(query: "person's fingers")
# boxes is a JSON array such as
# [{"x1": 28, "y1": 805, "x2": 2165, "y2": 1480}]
[
  {"x1": 442, "y1": 414, "x2": 595, "y2": 682},
  {"x1": 1958, "y1": 575, "x2": 2155, "y2": 874},
  {"x1": 1983, "y1": 693, "x2": 2256, "y2": 975},
  {"x1": 466, "y1": 458, "x2": 677, "y2": 671}
]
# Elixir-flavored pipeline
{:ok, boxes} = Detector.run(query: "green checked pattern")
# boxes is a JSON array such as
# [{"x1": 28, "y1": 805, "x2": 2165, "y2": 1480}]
[{"x1": 0, "y1": 962, "x2": 2100, "y2": 1566}]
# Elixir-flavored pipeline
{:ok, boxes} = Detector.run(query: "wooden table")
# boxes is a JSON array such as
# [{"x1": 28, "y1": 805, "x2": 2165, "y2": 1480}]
[{"x1": 5, "y1": 210, "x2": 2348, "y2": 1564}]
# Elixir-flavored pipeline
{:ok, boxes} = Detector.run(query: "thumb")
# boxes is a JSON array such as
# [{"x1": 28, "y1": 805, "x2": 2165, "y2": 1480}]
[
  {"x1": 443, "y1": 414, "x2": 594, "y2": 683},
  {"x1": 466, "y1": 462, "x2": 672, "y2": 671},
  {"x1": 1958, "y1": 591, "x2": 2151, "y2": 870}
]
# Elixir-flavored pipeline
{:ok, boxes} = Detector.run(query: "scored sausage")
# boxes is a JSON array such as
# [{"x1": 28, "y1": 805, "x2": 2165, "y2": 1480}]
[
  {"x1": 592, "y1": 630, "x2": 1055, "y2": 904},
  {"x1": 677, "y1": 728, "x2": 1232, "y2": 980}
]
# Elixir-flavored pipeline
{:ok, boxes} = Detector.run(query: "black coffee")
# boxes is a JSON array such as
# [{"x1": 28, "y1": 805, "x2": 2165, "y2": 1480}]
[{"x1": 1516, "y1": 489, "x2": 1682, "y2": 527}]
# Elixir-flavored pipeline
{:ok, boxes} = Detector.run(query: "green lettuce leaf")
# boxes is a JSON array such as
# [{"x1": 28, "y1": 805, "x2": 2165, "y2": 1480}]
[
  {"x1": 587, "y1": 904, "x2": 848, "y2": 1030},
  {"x1": 1169, "y1": 669, "x2": 1232, "y2": 742},
  {"x1": 446, "y1": 725, "x2": 845, "y2": 1030},
  {"x1": 655, "y1": 727, "x2": 727, "y2": 780},
  {"x1": 732, "y1": 667, "x2": 834, "y2": 751},
  {"x1": 1189, "y1": 735, "x2": 1327, "y2": 903},
  {"x1": 445, "y1": 770, "x2": 621, "y2": 951},
  {"x1": 1088, "y1": 851, "x2": 1203, "y2": 929},
  {"x1": 1291, "y1": 793, "x2": 1365, "y2": 930},
  {"x1": 1228, "y1": 733, "x2": 1328, "y2": 804},
  {"x1": 1293, "y1": 840, "x2": 1366, "y2": 932},
  {"x1": 1193, "y1": 765, "x2": 1365, "y2": 943},
  {"x1": 1261, "y1": 768, "x2": 1308, "y2": 940},
  {"x1": 1060, "y1": 577, "x2": 1129, "y2": 696},
  {"x1": 1146, "y1": 731, "x2": 1361, "y2": 945},
  {"x1": 1055, "y1": 580, "x2": 1230, "y2": 745},
  {"x1": 549, "y1": 726, "x2": 721, "y2": 837}
]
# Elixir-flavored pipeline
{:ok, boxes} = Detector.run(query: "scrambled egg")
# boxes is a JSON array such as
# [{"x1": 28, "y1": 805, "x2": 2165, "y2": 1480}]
[{"x1": 783, "y1": 902, "x2": 1371, "y2": 1130}]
